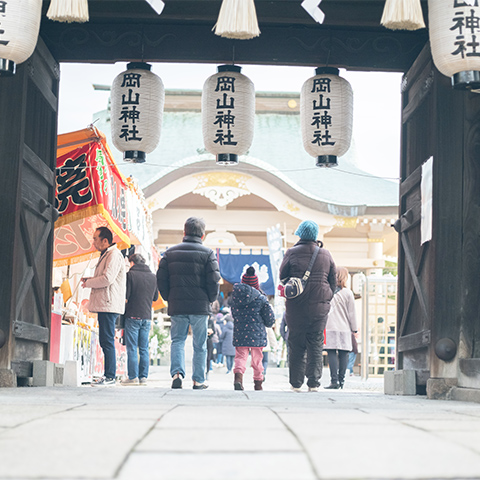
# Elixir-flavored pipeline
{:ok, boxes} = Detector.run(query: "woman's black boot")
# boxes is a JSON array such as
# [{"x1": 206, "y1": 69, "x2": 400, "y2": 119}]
[{"x1": 324, "y1": 383, "x2": 340, "y2": 389}]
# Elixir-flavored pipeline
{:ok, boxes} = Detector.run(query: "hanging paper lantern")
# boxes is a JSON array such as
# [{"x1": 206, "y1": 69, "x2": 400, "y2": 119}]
[
  {"x1": 429, "y1": 0, "x2": 480, "y2": 90},
  {"x1": 202, "y1": 65, "x2": 255, "y2": 165},
  {"x1": 300, "y1": 67, "x2": 353, "y2": 168},
  {"x1": 110, "y1": 62, "x2": 164, "y2": 163},
  {"x1": 0, "y1": 0, "x2": 42, "y2": 77}
]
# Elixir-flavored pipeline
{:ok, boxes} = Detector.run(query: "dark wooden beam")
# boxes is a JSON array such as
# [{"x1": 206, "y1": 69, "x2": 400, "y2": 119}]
[
  {"x1": 397, "y1": 329, "x2": 431, "y2": 353},
  {"x1": 13, "y1": 321, "x2": 49, "y2": 344},
  {"x1": 40, "y1": 22, "x2": 427, "y2": 72},
  {"x1": 42, "y1": 0, "x2": 426, "y2": 29}
]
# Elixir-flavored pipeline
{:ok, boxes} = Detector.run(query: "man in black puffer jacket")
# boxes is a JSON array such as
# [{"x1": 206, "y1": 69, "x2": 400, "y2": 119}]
[{"x1": 157, "y1": 217, "x2": 221, "y2": 390}]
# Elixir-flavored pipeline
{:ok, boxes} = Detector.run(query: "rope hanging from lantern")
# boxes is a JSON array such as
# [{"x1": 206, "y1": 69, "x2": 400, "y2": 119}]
[
  {"x1": 47, "y1": 0, "x2": 89, "y2": 23},
  {"x1": 213, "y1": 0, "x2": 261, "y2": 40},
  {"x1": 380, "y1": 0, "x2": 425, "y2": 31}
]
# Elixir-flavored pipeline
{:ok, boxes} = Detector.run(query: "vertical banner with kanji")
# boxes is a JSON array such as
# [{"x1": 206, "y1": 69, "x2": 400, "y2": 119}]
[{"x1": 54, "y1": 140, "x2": 130, "y2": 266}]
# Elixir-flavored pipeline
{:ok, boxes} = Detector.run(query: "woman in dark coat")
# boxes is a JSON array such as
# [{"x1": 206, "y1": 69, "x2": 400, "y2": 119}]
[
  {"x1": 230, "y1": 267, "x2": 275, "y2": 391},
  {"x1": 279, "y1": 220, "x2": 336, "y2": 392}
]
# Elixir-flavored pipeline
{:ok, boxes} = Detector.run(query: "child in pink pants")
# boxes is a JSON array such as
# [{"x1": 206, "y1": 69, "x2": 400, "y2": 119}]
[{"x1": 230, "y1": 266, "x2": 275, "y2": 391}]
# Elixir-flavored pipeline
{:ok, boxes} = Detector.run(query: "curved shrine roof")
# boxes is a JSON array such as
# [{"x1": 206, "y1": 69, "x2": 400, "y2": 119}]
[{"x1": 95, "y1": 104, "x2": 399, "y2": 213}]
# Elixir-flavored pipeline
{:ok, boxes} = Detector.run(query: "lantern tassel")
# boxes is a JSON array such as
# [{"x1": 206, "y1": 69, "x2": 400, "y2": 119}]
[
  {"x1": 47, "y1": 0, "x2": 89, "y2": 23},
  {"x1": 213, "y1": 0, "x2": 261, "y2": 40},
  {"x1": 380, "y1": 0, "x2": 425, "y2": 31}
]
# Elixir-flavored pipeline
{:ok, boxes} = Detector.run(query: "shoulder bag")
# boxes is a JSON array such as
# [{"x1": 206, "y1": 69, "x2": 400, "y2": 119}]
[{"x1": 282, "y1": 247, "x2": 320, "y2": 299}]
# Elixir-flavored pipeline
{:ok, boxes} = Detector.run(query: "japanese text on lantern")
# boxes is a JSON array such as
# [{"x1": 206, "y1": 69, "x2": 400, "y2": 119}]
[
  {"x1": 310, "y1": 77, "x2": 335, "y2": 147},
  {"x1": 213, "y1": 75, "x2": 238, "y2": 147},
  {"x1": 451, "y1": 3, "x2": 480, "y2": 58},
  {"x1": 119, "y1": 72, "x2": 143, "y2": 142},
  {"x1": 95, "y1": 149, "x2": 108, "y2": 194},
  {"x1": 55, "y1": 153, "x2": 93, "y2": 214},
  {"x1": 0, "y1": 1, "x2": 9, "y2": 47}
]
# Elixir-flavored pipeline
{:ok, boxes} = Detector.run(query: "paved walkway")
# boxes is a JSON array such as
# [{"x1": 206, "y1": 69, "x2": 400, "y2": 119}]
[
  {"x1": 0, "y1": 363, "x2": 480, "y2": 480},
  {"x1": 0, "y1": 367, "x2": 480, "y2": 480}
]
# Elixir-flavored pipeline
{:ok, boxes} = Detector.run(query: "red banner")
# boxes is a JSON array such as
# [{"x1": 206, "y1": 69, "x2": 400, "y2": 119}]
[{"x1": 54, "y1": 135, "x2": 131, "y2": 266}]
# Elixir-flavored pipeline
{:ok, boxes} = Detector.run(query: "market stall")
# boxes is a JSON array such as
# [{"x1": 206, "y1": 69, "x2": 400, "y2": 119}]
[{"x1": 52, "y1": 126, "x2": 143, "y2": 383}]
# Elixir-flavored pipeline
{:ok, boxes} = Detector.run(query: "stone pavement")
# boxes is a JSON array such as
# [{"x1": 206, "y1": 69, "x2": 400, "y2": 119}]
[{"x1": 1, "y1": 363, "x2": 480, "y2": 480}]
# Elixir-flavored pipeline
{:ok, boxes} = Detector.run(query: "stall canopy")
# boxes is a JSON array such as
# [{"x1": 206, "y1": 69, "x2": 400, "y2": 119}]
[{"x1": 54, "y1": 127, "x2": 131, "y2": 267}]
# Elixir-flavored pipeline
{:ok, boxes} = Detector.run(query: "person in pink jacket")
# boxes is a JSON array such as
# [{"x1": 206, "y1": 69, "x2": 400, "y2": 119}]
[
  {"x1": 324, "y1": 267, "x2": 358, "y2": 389},
  {"x1": 81, "y1": 227, "x2": 126, "y2": 386}
]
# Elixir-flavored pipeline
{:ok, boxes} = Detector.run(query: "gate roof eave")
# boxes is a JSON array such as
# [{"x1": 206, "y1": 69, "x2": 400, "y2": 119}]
[{"x1": 40, "y1": 0, "x2": 428, "y2": 71}]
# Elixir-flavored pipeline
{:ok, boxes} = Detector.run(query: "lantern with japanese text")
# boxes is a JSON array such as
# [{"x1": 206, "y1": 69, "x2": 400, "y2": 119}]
[
  {"x1": 429, "y1": 0, "x2": 480, "y2": 90},
  {"x1": 202, "y1": 65, "x2": 255, "y2": 165},
  {"x1": 111, "y1": 62, "x2": 164, "y2": 163},
  {"x1": 300, "y1": 67, "x2": 353, "y2": 168},
  {"x1": 0, "y1": 0, "x2": 42, "y2": 77}
]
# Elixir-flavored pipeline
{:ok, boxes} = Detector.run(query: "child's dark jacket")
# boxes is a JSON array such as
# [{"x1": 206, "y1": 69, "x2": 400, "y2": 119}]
[{"x1": 230, "y1": 283, "x2": 275, "y2": 348}]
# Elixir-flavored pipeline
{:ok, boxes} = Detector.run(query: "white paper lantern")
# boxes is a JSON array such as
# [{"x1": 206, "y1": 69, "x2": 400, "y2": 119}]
[
  {"x1": 300, "y1": 67, "x2": 353, "y2": 167},
  {"x1": 202, "y1": 65, "x2": 255, "y2": 165},
  {"x1": 0, "y1": 0, "x2": 42, "y2": 77},
  {"x1": 429, "y1": 0, "x2": 480, "y2": 89},
  {"x1": 110, "y1": 62, "x2": 164, "y2": 163}
]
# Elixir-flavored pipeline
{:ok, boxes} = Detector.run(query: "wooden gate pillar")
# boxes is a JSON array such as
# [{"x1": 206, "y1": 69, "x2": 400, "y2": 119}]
[
  {"x1": 0, "y1": 38, "x2": 59, "y2": 387},
  {"x1": 0, "y1": 53, "x2": 27, "y2": 386},
  {"x1": 396, "y1": 43, "x2": 480, "y2": 399}
]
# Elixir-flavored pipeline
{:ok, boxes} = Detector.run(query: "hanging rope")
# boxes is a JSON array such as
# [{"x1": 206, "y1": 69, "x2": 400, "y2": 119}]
[
  {"x1": 213, "y1": 0, "x2": 261, "y2": 40},
  {"x1": 47, "y1": 0, "x2": 89, "y2": 23},
  {"x1": 381, "y1": 0, "x2": 425, "y2": 31}
]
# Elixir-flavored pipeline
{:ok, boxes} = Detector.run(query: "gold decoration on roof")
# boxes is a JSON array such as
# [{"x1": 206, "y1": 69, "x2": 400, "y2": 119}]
[
  {"x1": 284, "y1": 201, "x2": 300, "y2": 214},
  {"x1": 193, "y1": 172, "x2": 252, "y2": 207},
  {"x1": 334, "y1": 216, "x2": 358, "y2": 228},
  {"x1": 194, "y1": 172, "x2": 251, "y2": 189}
]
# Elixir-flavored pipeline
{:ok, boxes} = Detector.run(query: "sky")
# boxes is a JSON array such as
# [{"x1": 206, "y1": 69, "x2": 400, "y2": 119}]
[{"x1": 58, "y1": 62, "x2": 403, "y2": 180}]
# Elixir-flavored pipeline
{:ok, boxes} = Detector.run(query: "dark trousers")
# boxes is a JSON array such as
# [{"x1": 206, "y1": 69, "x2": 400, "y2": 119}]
[
  {"x1": 288, "y1": 328, "x2": 325, "y2": 388},
  {"x1": 98, "y1": 312, "x2": 118, "y2": 379},
  {"x1": 206, "y1": 337, "x2": 214, "y2": 371},
  {"x1": 326, "y1": 349, "x2": 349, "y2": 385}
]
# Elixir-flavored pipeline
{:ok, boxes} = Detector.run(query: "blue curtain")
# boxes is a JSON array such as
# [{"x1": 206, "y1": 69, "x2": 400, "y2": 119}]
[{"x1": 217, "y1": 251, "x2": 274, "y2": 295}]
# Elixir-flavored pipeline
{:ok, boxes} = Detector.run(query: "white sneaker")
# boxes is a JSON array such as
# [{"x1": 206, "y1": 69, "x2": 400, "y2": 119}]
[
  {"x1": 290, "y1": 386, "x2": 302, "y2": 392},
  {"x1": 92, "y1": 376, "x2": 115, "y2": 387},
  {"x1": 308, "y1": 387, "x2": 319, "y2": 392}
]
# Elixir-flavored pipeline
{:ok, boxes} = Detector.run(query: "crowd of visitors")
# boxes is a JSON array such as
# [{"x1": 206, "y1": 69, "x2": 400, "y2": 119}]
[{"x1": 82, "y1": 217, "x2": 359, "y2": 390}]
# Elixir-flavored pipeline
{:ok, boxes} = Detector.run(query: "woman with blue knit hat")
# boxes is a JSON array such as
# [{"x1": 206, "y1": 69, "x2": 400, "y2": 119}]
[{"x1": 279, "y1": 220, "x2": 337, "y2": 392}]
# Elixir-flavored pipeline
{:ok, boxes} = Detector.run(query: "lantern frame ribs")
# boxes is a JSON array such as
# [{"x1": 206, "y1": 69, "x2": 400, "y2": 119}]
[
  {"x1": 202, "y1": 64, "x2": 255, "y2": 166},
  {"x1": 429, "y1": 0, "x2": 480, "y2": 90},
  {"x1": 0, "y1": 0, "x2": 42, "y2": 77},
  {"x1": 301, "y1": 66, "x2": 354, "y2": 168},
  {"x1": 110, "y1": 61, "x2": 164, "y2": 163}
]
